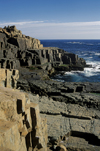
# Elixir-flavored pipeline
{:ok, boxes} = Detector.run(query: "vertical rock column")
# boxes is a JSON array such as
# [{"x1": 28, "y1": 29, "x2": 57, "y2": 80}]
[
  {"x1": 0, "y1": 69, "x2": 19, "y2": 88},
  {"x1": 0, "y1": 87, "x2": 48, "y2": 151}
]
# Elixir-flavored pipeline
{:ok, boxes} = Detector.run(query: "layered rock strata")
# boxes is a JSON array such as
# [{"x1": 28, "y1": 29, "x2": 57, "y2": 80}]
[{"x1": 20, "y1": 80, "x2": 100, "y2": 150}]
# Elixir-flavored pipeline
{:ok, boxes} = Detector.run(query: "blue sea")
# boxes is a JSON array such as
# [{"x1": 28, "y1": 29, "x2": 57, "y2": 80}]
[{"x1": 41, "y1": 40, "x2": 100, "y2": 82}]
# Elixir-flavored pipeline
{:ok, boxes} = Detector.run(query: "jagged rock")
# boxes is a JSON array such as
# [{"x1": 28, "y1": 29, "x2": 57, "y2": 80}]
[{"x1": 0, "y1": 25, "x2": 43, "y2": 50}]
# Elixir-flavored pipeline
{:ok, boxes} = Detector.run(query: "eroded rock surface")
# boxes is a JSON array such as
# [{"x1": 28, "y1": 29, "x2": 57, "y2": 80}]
[{"x1": 26, "y1": 79, "x2": 100, "y2": 151}]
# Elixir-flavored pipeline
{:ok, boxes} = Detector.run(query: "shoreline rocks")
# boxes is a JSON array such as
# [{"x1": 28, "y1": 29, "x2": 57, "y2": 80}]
[
  {"x1": 0, "y1": 25, "x2": 100, "y2": 151},
  {"x1": 17, "y1": 78, "x2": 100, "y2": 150}
]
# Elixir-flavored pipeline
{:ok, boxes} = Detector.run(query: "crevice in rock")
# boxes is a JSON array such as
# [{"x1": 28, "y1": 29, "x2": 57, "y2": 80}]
[
  {"x1": 61, "y1": 112, "x2": 92, "y2": 120},
  {"x1": 76, "y1": 86, "x2": 84, "y2": 92},
  {"x1": 40, "y1": 111, "x2": 60, "y2": 115},
  {"x1": 71, "y1": 131, "x2": 100, "y2": 146},
  {"x1": 7, "y1": 38, "x2": 18, "y2": 47},
  {"x1": 47, "y1": 92, "x2": 61, "y2": 96},
  {"x1": 17, "y1": 99, "x2": 23, "y2": 114},
  {"x1": 25, "y1": 132, "x2": 31, "y2": 151},
  {"x1": 40, "y1": 111, "x2": 93, "y2": 120},
  {"x1": 11, "y1": 77, "x2": 15, "y2": 88}
]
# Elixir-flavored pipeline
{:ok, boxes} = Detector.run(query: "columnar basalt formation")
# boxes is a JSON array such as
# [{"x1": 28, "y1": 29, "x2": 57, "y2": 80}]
[
  {"x1": 0, "y1": 69, "x2": 48, "y2": 151},
  {"x1": 0, "y1": 25, "x2": 99, "y2": 151},
  {"x1": 0, "y1": 26, "x2": 86, "y2": 72}
]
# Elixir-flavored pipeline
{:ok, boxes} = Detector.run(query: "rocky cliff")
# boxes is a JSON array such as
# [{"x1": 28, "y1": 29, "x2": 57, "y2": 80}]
[
  {"x1": 0, "y1": 26, "x2": 86, "y2": 74},
  {"x1": 0, "y1": 26, "x2": 100, "y2": 151}
]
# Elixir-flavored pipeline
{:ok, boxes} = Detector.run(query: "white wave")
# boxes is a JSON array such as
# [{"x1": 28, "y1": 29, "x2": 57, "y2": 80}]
[
  {"x1": 86, "y1": 62, "x2": 99, "y2": 67},
  {"x1": 86, "y1": 43, "x2": 94, "y2": 45},
  {"x1": 65, "y1": 71, "x2": 85, "y2": 77},
  {"x1": 84, "y1": 62, "x2": 100, "y2": 77},
  {"x1": 53, "y1": 79, "x2": 65, "y2": 82},
  {"x1": 88, "y1": 57, "x2": 93, "y2": 58},
  {"x1": 82, "y1": 53, "x2": 88, "y2": 56},
  {"x1": 65, "y1": 71, "x2": 76, "y2": 75},
  {"x1": 64, "y1": 42, "x2": 84, "y2": 45},
  {"x1": 95, "y1": 65, "x2": 100, "y2": 71},
  {"x1": 72, "y1": 42, "x2": 83, "y2": 44},
  {"x1": 84, "y1": 68, "x2": 97, "y2": 77},
  {"x1": 79, "y1": 51, "x2": 94, "y2": 56},
  {"x1": 65, "y1": 62, "x2": 100, "y2": 78},
  {"x1": 95, "y1": 53, "x2": 100, "y2": 56}
]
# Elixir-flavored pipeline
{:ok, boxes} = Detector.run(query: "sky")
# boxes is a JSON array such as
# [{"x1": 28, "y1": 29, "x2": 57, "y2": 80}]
[{"x1": 0, "y1": 0, "x2": 100, "y2": 39}]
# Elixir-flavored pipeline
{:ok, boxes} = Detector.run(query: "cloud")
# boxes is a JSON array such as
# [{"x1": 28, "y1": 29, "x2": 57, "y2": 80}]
[
  {"x1": 0, "y1": 20, "x2": 100, "y2": 27},
  {"x1": 0, "y1": 21, "x2": 44, "y2": 26},
  {"x1": 20, "y1": 20, "x2": 100, "y2": 27},
  {"x1": 54, "y1": 21, "x2": 100, "y2": 27},
  {"x1": 0, "y1": 20, "x2": 100, "y2": 39}
]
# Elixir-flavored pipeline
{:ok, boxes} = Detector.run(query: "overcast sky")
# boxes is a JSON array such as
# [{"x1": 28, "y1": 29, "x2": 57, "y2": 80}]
[{"x1": 0, "y1": 0, "x2": 100, "y2": 39}]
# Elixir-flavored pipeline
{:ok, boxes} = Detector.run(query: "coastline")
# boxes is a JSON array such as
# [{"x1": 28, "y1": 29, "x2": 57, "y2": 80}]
[{"x1": 0, "y1": 26, "x2": 100, "y2": 151}]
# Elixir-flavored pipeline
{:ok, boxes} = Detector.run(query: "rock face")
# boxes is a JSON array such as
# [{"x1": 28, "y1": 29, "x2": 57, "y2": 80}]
[
  {"x1": 0, "y1": 26, "x2": 43, "y2": 69},
  {"x1": 0, "y1": 26, "x2": 86, "y2": 73},
  {"x1": 0, "y1": 25, "x2": 100, "y2": 151},
  {"x1": 20, "y1": 79, "x2": 100, "y2": 150},
  {"x1": 0, "y1": 69, "x2": 48, "y2": 151},
  {"x1": 0, "y1": 68, "x2": 19, "y2": 88},
  {"x1": 0, "y1": 25, "x2": 43, "y2": 49}
]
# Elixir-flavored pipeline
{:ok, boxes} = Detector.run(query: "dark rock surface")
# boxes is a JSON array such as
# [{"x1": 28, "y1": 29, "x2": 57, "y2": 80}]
[
  {"x1": 28, "y1": 90, "x2": 100, "y2": 151},
  {"x1": 17, "y1": 78, "x2": 100, "y2": 150},
  {"x1": 23, "y1": 80, "x2": 100, "y2": 112},
  {"x1": 17, "y1": 79, "x2": 100, "y2": 150}
]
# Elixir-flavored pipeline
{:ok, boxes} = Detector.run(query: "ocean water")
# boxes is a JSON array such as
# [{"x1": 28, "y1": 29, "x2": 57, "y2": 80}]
[{"x1": 41, "y1": 40, "x2": 100, "y2": 82}]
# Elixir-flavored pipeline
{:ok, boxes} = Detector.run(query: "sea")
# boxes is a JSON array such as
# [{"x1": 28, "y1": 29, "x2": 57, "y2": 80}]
[{"x1": 41, "y1": 40, "x2": 100, "y2": 82}]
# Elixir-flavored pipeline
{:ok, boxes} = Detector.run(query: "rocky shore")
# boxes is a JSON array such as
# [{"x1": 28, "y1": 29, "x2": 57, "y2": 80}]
[{"x1": 0, "y1": 26, "x2": 100, "y2": 151}]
